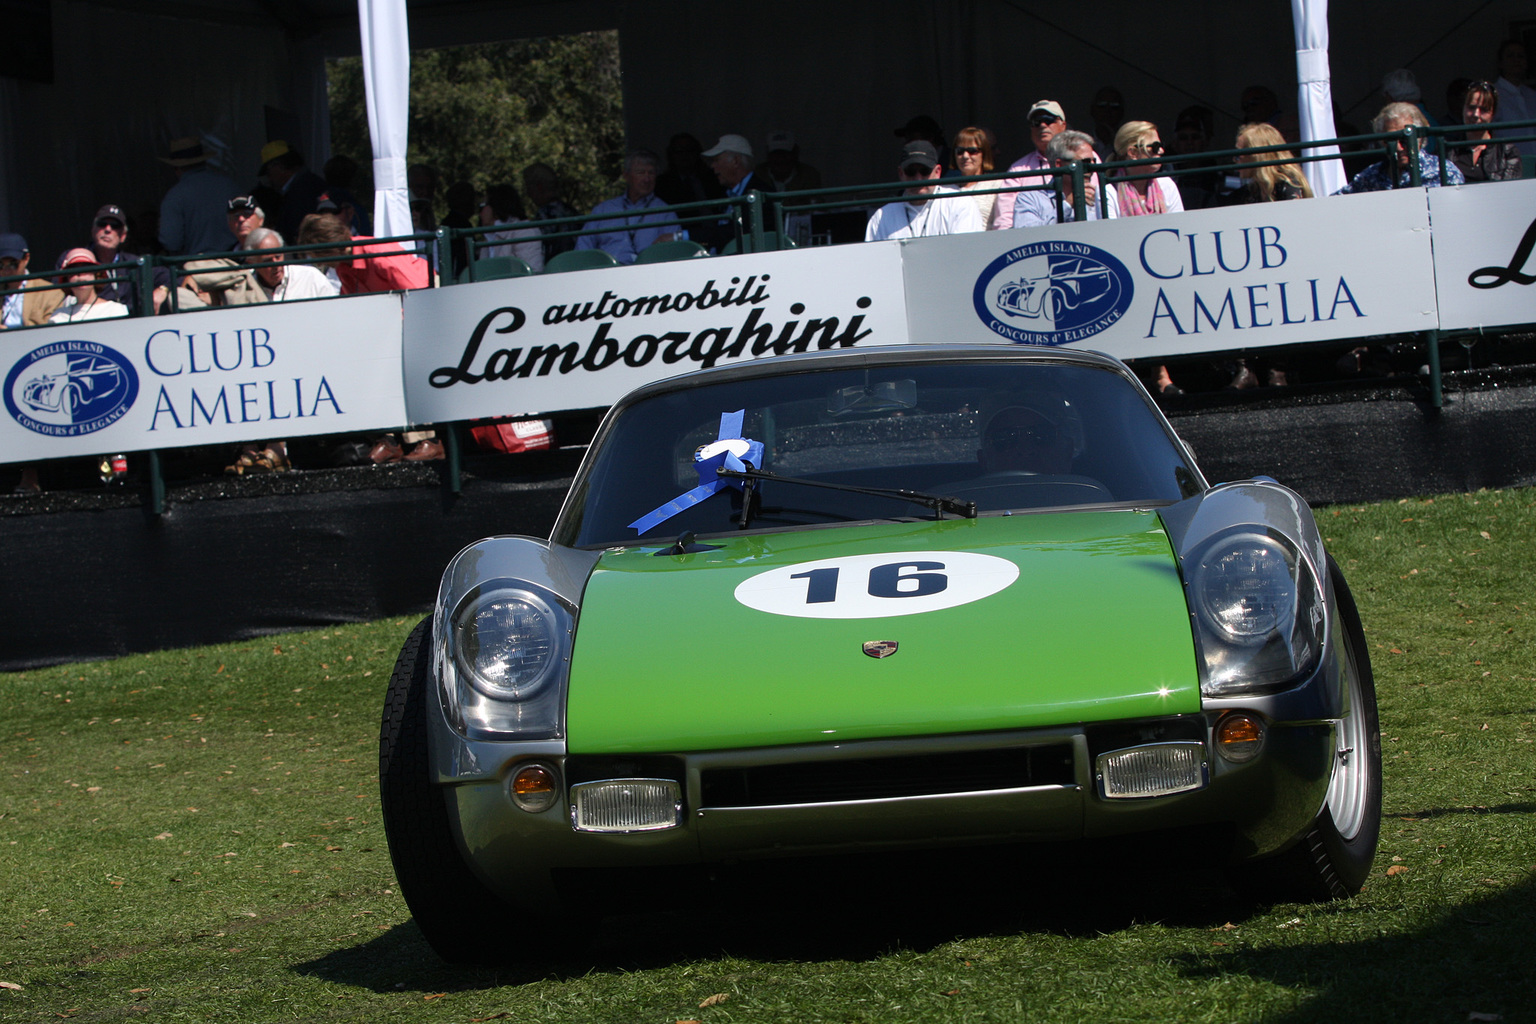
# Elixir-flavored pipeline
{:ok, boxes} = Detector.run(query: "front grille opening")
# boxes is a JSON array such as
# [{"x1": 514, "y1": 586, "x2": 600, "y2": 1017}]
[{"x1": 700, "y1": 744, "x2": 1075, "y2": 808}]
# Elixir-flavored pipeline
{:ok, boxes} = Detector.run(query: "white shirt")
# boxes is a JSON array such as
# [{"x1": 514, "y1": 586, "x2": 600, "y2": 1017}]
[
  {"x1": 267, "y1": 263, "x2": 340, "y2": 302},
  {"x1": 49, "y1": 296, "x2": 129, "y2": 323},
  {"x1": 482, "y1": 218, "x2": 546, "y2": 272},
  {"x1": 865, "y1": 186, "x2": 984, "y2": 241}
]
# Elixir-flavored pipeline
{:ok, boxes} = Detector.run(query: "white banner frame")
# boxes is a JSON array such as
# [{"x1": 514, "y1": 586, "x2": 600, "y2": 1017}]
[
  {"x1": 901, "y1": 188, "x2": 1438, "y2": 360},
  {"x1": 0, "y1": 294, "x2": 408, "y2": 464},
  {"x1": 401, "y1": 244, "x2": 909, "y2": 422},
  {"x1": 1428, "y1": 179, "x2": 1536, "y2": 333}
]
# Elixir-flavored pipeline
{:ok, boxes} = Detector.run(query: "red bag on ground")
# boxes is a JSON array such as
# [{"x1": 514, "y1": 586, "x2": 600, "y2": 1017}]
[{"x1": 469, "y1": 418, "x2": 556, "y2": 454}]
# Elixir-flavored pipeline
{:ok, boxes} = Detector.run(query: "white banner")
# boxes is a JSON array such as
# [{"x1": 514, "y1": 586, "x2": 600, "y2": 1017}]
[
  {"x1": 401, "y1": 245, "x2": 909, "y2": 421},
  {"x1": 1428, "y1": 179, "x2": 1536, "y2": 333},
  {"x1": 0, "y1": 294, "x2": 408, "y2": 464},
  {"x1": 902, "y1": 188, "x2": 1438, "y2": 359}
]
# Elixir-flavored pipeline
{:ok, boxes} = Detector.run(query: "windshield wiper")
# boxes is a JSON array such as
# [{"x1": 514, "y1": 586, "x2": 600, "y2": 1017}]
[{"x1": 717, "y1": 466, "x2": 977, "y2": 526}]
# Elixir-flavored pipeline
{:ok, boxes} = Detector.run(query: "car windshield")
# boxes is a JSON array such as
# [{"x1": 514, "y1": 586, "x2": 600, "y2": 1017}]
[{"x1": 561, "y1": 360, "x2": 1200, "y2": 547}]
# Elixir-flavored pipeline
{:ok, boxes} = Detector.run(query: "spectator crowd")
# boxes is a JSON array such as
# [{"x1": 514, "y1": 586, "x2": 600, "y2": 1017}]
[{"x1": 2, "y1": 36, "x2": 1533, "y2": 487}]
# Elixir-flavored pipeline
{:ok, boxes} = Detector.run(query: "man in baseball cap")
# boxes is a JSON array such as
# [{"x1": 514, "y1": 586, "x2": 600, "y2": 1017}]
[
  {"x1": 698, "y1": 134, "x2": 773, "y2": 251},
  {"x1": 991, "y1": 100, "x2": 1071, "y2": 229},
  {"x1": 864, "y1": 140, "x2": 982, "y2": 241},
  {"x1": 83, "y1": 204, "x2": 170, "y2": 315},
  {"x1": 0, "y1": 232, "x2": 65, "y2": 327}
]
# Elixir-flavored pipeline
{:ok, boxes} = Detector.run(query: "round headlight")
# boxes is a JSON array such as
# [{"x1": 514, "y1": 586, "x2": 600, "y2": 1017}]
[
  {"x1": 454, "y1": 589, "x2": 561, "y2": 700},
  {"x1": 1194, "y1": 537, "x2": 1298, "y2": 643}
]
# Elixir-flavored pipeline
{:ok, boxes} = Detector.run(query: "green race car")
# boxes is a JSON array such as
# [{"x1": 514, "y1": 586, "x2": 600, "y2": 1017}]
[{"x1": 381, "y1": 345, "x2": 1380, "y2": 963}]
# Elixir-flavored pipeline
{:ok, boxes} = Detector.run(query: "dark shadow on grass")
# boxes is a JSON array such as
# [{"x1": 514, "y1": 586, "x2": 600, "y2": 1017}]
[
  {"x1": 1398, "y1": 801, "x2": 1536, "y2": 818},
  {"x1": 294, "y1": 834, "x2": 1264, "y2": 990},
  {"x1": 1174, "y1": 873, "x2": 1536, "y2": 1023}
]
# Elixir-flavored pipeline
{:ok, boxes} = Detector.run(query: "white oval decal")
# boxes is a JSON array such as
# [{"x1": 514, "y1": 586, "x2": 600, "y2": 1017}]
[{"x1": 734, "y1": 551, "x2": 1020, "y2": 619}]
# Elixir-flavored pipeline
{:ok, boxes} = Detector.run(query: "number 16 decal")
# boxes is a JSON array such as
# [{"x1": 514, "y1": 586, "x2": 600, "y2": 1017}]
[{"x1": 738, "y1": 552, "x2": 1018, "y2": 619}]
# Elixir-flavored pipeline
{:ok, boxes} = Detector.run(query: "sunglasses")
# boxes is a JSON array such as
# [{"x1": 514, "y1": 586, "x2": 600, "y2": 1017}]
[
  {"x1": 954, "y1": 146, "x2": 984, "y2": 156},
  {"x1": 1029, "y1": 113, "x2": 1062, "y2": 128},
  {"x1": 94, "y1": 219, "x2": 125, "y2": 232},
  {"x1": 1139, "y1": 141, "x2": 1166, "y2": 156},
  {"x1": 901, "y1": 163, "x2": 934, "y2": 177}
]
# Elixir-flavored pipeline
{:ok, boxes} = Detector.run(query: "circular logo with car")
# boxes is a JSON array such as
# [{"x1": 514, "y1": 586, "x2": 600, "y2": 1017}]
[
  {"x1": 973, "y1": 240, "x2": 1134, "y2": 346},
  {"x1": 4, "y1": 339, "x2": 140, "y2": 437}
]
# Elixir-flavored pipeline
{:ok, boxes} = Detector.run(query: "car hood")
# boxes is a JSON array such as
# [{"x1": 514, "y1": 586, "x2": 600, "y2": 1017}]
[{"x1": 565, "y1": 510, "x2": 1200, "y2": 754}]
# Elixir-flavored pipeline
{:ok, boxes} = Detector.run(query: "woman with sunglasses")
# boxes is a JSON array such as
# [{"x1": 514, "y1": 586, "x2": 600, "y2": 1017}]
[
  {"x1": 1105, "y1": 122, "x2": 1185, "y2": 217},
  {"x1": 1451, "y1": 81, "x2": 1521, "y2": 183},
  {"x1": 1106, "y1": 122, "x2": 1183, "y2": 398},
  {"x1": 951, "y1": 127, "x2": 998, "y2": 225}
]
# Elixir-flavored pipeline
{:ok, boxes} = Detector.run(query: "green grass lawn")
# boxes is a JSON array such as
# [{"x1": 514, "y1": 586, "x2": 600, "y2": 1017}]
[{"x1": 3, "y1": 489, "x2": 1534, "y2": 1023}]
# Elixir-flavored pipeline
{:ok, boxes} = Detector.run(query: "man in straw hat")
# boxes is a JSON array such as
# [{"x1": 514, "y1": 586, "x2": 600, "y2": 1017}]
[{"x1": 157, "y1": 135, "x2": 241, "y2": 256}]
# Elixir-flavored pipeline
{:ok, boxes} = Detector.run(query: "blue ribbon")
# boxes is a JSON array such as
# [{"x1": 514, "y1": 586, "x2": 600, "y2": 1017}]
[{"x1": 628, "y1": 409, "x2": 764, "y2": 534}]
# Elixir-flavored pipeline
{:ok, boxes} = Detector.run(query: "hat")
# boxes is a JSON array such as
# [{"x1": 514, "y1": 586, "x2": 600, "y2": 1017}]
[
  {"x1": 160, "y1": 136, "x2": 209, "y2": 167},
  {"x1": 227, "y1": 195, "x2": 259, "y2": 213},
  {"x1": 899, "y1": 140, "x2": 939, "y2": 170},
  {"x1": 1028, "y1": 100, "x2": 1066, "y2": 122},
  {"x1": 0, "y1": 233, "x2": 27, "y2": 261},
  {"x1": 93, "y1": 204, "x2": 127, "y2": 228},
  {"x1": 315, "y1": 192, "x2": 340, "y2": 213},
  {"x1": 766, "y1": 130, "x2": 795, "y2": 153},
  {"x1": 702, "y1": 134, "x2": 753, "y2": 160},
  {"x1": 894, "y1": 115, "x2": 944, "y2": 141},
  {"x1": 258, "y1": 140, "x2": 292, "y2": 173},
  {"x1": 61, "y1": 247, "x2": 99, "y2": 269}
]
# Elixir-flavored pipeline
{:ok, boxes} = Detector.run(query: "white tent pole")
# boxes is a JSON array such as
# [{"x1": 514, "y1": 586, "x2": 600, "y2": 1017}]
[
  {"x1": 1292, "y1": 0, "x2": 1346, "y2": 196},
  {"x1": 358, "y1": 0, "x2": 412, "y2": 240}
]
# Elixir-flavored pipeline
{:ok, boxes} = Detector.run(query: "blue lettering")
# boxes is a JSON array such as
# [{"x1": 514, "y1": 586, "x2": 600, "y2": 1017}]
[
  {"x1": 1139, "y1": 228, "x2": 1183, "y2": 279},
  {"x1": 1246, "y1": 284, "x2": 1272, "y2": 327},
  {"x1": 1328, "y1": 278, "x2": 1365, "y2": 320},
  {"x1": 1146, "y1": 289, "x2": 1187, "y2": 336},
  {"x1": 1259, "y1": 226, "x2": 1286, "y2": 269},
  {"x1": 145, "y1": 328, "x2": 182, "y2": 377}
]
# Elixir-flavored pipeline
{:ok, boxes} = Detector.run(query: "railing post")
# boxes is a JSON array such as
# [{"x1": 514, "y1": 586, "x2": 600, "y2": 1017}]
[
  {"x1": 1405, "y1": 127, "x2": 1423, "y2": 188},
  {"x1": 745, "y1": 191, "x2": 765, "y2": 252},
  {"x1": 433, "y1": 225, "x2": 452, "y2": 285},
  {"x1": 133, "y1": 256, "x2": 152, "y2": 316},
  {"x1": 1068, "y1": 162, "x2": 1087, "y2": 222},
  {"x1": 147, "y1": 449, "x2": 165, "y2": 515},
  {"x1": 444, "y1": 422, "x2": 462, "y2": 495},
  {"x1": 1425, "y1": 328, "x2": 1443, "y2": 408}
]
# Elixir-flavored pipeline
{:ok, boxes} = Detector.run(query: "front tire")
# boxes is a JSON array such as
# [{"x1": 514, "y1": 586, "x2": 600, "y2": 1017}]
[
  {"x1": 380, "y1": 617, "x2": 523, "y2": 964},
  {"x1": 1237, "y1": 564, "x2": 1382, "y2": 901}
]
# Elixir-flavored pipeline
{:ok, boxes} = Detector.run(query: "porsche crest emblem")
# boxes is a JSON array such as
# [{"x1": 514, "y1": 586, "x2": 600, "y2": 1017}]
[{"x1": 862, "y1": 640, "x2": 899, "y2": 659}]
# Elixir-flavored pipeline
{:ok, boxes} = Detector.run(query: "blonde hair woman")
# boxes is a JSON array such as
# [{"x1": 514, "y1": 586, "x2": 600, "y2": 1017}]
[
  {"x1": 1107, "y1": 120, "x2": 1185, "y2": 216},
  {"x1": 1234, "y1": 122, "x2": 1314, "y2": 201},
  {"x1": 951, "y1": 126, "x2": 998, "y2": 224}
]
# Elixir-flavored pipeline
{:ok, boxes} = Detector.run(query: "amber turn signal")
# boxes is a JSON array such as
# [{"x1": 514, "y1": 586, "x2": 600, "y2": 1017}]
[{"x1": 1215, "y1": 713, "x2": 1264, "y2": 763}]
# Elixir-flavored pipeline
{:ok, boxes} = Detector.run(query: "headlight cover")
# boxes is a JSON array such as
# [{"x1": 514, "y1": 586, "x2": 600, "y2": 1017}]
[
  {"x1": 446, "y1": 583, "x2": 573, "y2": 738},
  {"x1": 1188, "y1": 530, "x2": 1324, "y2": 696}
]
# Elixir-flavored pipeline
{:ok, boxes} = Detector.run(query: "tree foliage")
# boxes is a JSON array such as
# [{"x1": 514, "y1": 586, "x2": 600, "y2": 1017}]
[{"x1": 327, "y1": 31, "x2": 625, "y2": 219}]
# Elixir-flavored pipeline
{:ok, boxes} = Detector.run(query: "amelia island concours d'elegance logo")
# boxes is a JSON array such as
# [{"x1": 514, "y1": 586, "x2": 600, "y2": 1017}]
[
  {"x1": 4, "y1": 339, "x2": 140, "y2": 437},
  {"x1": 973, "y1": 239, "x2": 1134, "y2": 346}
]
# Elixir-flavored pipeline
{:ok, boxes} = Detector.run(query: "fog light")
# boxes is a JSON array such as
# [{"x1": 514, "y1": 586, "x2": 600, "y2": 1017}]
[
  {"x1": 509, "y1": 763, "x2": 560, "y2": 813},
  {"x1": 1096, "y1": 741, "x2": 1206, "y2": 799},
  {"x1": 1215, "y1": 713, "x2": 1265, "y2": 763},
  {"x1": 570, "y1": 779, "x2": 681, "y2": 833}
]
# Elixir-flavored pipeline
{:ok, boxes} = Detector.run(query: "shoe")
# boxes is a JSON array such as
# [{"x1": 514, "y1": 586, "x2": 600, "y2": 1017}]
[
  {"x1": 1158, "y1": 382, "x2": 1184, "y2": 398},
  {"x1": 1226, "y1": 366, "x2": 1259, "y2": 390},
  {"x1": 403, "y1": 438, "x2": 445, "y2": 461},
  {"x1": 369, "y1": 434, "x2": 404, "y2": 464},
  {"x1": 224, "y1": 447, "x2": 289, "y2": 475},
  {"x1": 1266, "y1": 368, "x2": 1289, "y2": 387}
]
